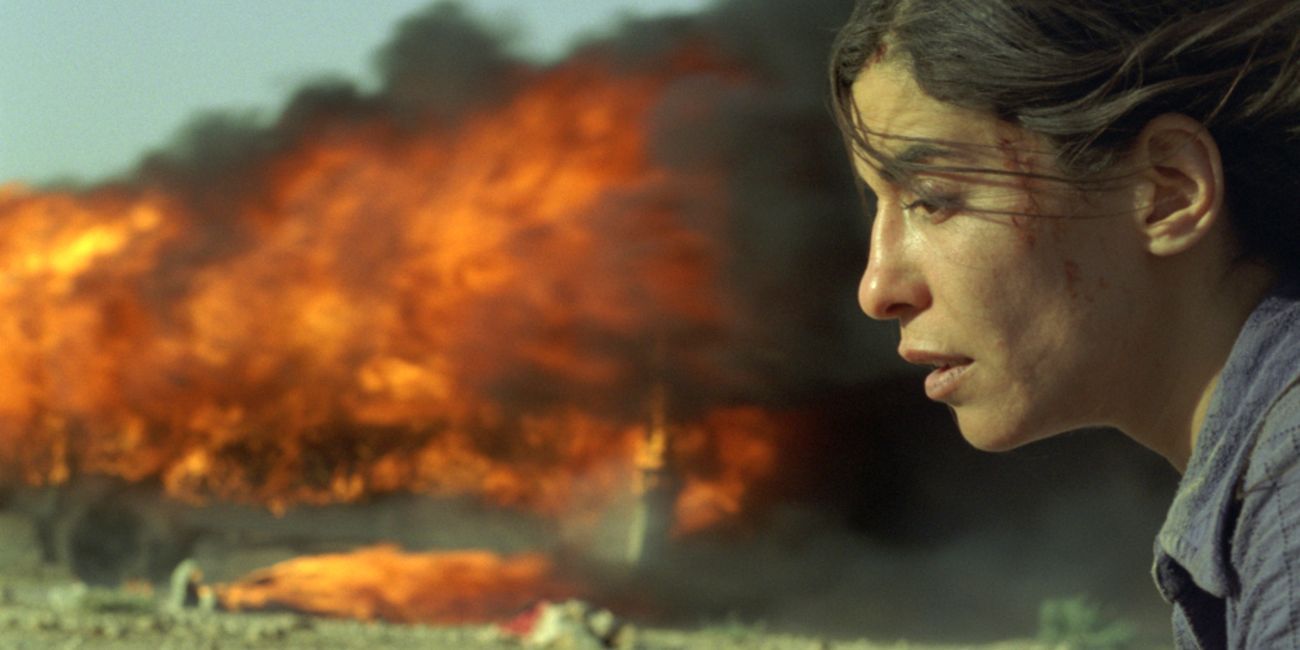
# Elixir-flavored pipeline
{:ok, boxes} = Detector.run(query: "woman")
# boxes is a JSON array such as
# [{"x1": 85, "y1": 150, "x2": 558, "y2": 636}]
[{"x1": 830, "y1": 1, "x2": 1300, "y2": 647}]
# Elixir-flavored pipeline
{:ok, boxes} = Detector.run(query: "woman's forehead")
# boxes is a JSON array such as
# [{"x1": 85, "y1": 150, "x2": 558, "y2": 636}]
[
  {"x1": 850, "y1": 130, "x2": 1050, "y2": 194},
  {"x1": 849, "y1": 63, "x2": 985, "y2": 151},
  {"x1": 848, "y1": 63, "x2": 1053, "y2": 176}
]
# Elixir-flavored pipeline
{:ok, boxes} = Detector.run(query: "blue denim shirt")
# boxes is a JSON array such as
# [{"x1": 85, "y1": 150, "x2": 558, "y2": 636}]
[{"x1": 1154, "y1": 284, "x2": 1300, "y2": 649}]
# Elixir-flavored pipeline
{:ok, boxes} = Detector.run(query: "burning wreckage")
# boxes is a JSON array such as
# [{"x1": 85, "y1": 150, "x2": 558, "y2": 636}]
[{"x1": 0, "y1": 1, "x2": 891, "y2": 644}]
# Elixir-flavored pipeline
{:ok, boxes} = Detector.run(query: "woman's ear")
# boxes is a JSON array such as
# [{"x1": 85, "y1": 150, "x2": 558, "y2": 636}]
[{"x1": 1131, "y1": 113, "x2": 1225, "y2": 257}]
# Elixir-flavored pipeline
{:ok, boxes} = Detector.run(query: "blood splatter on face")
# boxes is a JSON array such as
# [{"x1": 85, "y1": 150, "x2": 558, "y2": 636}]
[
  {"x1": 869, "y1": 42, "x2": 889, "y2": 66},
  {"x1": 1063, "y1": 259, "x2": 1082, "y2": 301}
]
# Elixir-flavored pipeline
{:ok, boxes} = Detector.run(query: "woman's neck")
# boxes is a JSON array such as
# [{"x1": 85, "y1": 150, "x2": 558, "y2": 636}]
[{"x1": 1124, "y1": 262, "x2": 1276, "y2": 472}]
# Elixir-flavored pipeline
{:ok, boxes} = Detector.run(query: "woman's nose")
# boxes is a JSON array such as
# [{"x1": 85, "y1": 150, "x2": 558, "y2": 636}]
[{"x1": 858, "y1": 209, "x2": 931, "y2": 321}]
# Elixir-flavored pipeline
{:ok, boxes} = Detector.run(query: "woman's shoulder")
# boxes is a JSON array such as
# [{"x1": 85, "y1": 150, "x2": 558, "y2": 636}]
[
  {"x1": 1224, "y1": 379, "x2": 1300, "y2": 650},
  {"x1": 1240, "y1": 378, "x2": 1300, "y2": 494},
  {"x1": 1263, "y1": 379, "x2": 1300, "y2": 428}
]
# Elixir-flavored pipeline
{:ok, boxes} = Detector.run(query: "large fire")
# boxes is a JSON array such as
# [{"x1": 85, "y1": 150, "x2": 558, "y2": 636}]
[{"x1": 0, "y1": 47, "x2": 791, "y2": 548}]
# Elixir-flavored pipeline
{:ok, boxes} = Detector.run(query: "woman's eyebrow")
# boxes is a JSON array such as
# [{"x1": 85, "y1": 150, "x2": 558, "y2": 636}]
[{"x1": 877, "y1": 142, "x2": 975, "y2": 183}]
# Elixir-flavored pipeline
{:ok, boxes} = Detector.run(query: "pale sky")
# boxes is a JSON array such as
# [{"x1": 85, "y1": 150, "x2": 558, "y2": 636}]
[{"x1": 0, "y1": 0, "x2": 716, "y2": 185}]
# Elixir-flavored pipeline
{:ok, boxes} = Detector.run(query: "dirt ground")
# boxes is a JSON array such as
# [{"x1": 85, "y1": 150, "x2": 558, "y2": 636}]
[
  {"x1": 0, "y1": 599, "x2": 1055, "y2": 650},
  {"x1": 0, "y1": 565, "x2": 1062, "y2": 650},
  {"x1": 0, "y1": 508, "x2": 1081, "y2": 650}
]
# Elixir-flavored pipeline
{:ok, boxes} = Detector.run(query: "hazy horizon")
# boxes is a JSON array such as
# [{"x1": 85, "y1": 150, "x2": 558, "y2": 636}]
[{"x1": 0, "y1": 0, "x2": 714, "y2": 185}]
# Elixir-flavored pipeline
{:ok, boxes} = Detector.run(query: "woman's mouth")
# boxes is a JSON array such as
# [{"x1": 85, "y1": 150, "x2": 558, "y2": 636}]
[
  {"x1": 923, "y1": 360, "x2": 972, "y2": 401},
  {"x1": 899, "y1": 347, "x2": 974, "y2": 402}
]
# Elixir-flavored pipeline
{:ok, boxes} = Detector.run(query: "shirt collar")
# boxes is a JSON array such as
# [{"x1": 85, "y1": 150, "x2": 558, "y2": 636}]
[{"x1": 1155, "y1": 282, "x2": 1300, "y2": 597}]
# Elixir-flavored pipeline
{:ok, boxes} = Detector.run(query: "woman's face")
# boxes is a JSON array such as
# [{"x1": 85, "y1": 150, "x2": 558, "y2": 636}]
[{"x1": 850, "y1": 62, "x2": 1152, "y2": 451}]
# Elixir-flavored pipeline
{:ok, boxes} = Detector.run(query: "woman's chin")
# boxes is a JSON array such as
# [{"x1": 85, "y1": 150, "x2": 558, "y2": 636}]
[
  {"x1": 954, "y1": 410, "x2": 1047, "y2": 452},
  {"x1": 961, "y1": 432, "x2": 1023, "y2": 452}
]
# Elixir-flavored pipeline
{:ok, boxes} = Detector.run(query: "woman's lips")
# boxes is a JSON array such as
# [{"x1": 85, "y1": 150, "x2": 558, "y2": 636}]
[
  {"x1": 924, "y1": 361, "x2": 972, "y2": 401},
  {"x1": 899, "y1": 347, "x2": 973, "y2": 402}
]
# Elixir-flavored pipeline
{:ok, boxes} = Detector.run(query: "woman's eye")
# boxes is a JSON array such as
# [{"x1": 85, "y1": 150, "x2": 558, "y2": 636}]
[
  {"x1": 902, "y1": 198, "x2": 939, "y2": 214},
  {"x1": 901, "y1": 194, "x2": 959, "y2": 222}
]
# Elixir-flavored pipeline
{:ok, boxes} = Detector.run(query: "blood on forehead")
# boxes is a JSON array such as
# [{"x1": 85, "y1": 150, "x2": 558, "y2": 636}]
[{"x1": 869, "y1": 42, "x2": 889, "y2": 66}]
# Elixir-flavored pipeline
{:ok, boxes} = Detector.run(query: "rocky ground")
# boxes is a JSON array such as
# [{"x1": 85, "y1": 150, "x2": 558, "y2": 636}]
[
  {"x1": 0, "y1": 601, "x2": 1055, "y2": 650},
  {"x1": 0, "y1": 562, "x2": 1062, "y2": 650},
  {"x1": 0, "y1": 503, "x2": 1158, "y2": 650}
]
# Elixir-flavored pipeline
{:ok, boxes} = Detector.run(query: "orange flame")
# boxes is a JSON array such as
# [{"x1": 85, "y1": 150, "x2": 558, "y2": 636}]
[
  {"x1": 0, "y1": 51, "x2": 786, "y2": 533},
  {"x1": 673, "y1": 407, "x2": 783, "y2": 535},
  {"x1": 216, "y1": 545, "x2": 578, "y2": 624}
]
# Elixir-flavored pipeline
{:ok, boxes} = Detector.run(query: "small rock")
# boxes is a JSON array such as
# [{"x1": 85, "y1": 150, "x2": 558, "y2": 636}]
[
  {"x1": 245, "y1": 623, "x2": 281, "y2": 643},
  {"x1": 25, "y1": 611, "x2": 60, "y2": 632},
  {"x1": 198, "y1": 618, "x2": 222, "y2": 639},
  {"x1": 103, "y1": 622, "x2": 126, "y2": 639},
  {"x1": 477, "y1": 625, "x2": 508, "y2": 644},
  {"x1": 134, "y1": 615, "x2": 164, "y2": 634},
  {"x1": 587, "y1": 608, "x2": 619, "y2": 638},
  {"x1": 610, "y1": 622, "x2": 639, "y2": 650},
  {"x1": 47, "y1": 583, "x2": 89, "y2": 612}
]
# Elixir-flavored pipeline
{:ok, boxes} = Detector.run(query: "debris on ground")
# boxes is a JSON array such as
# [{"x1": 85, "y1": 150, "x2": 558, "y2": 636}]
[
  {"x1": 500, "y1": 599, "x2": 636, "y2": 649},
  {"x1": 165, "y1": 559, "x2": 217, "y2": 613}
]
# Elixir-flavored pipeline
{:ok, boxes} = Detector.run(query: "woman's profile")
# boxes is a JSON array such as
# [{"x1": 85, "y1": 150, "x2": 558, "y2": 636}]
[{"x1": 830, "y1": 1, "x2": 1300, "y2": 646}]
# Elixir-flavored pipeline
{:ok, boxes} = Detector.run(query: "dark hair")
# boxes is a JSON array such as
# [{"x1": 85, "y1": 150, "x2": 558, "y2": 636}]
[{"x1": 830, "y1": 0, "x2": 1300, "y2": 281}]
